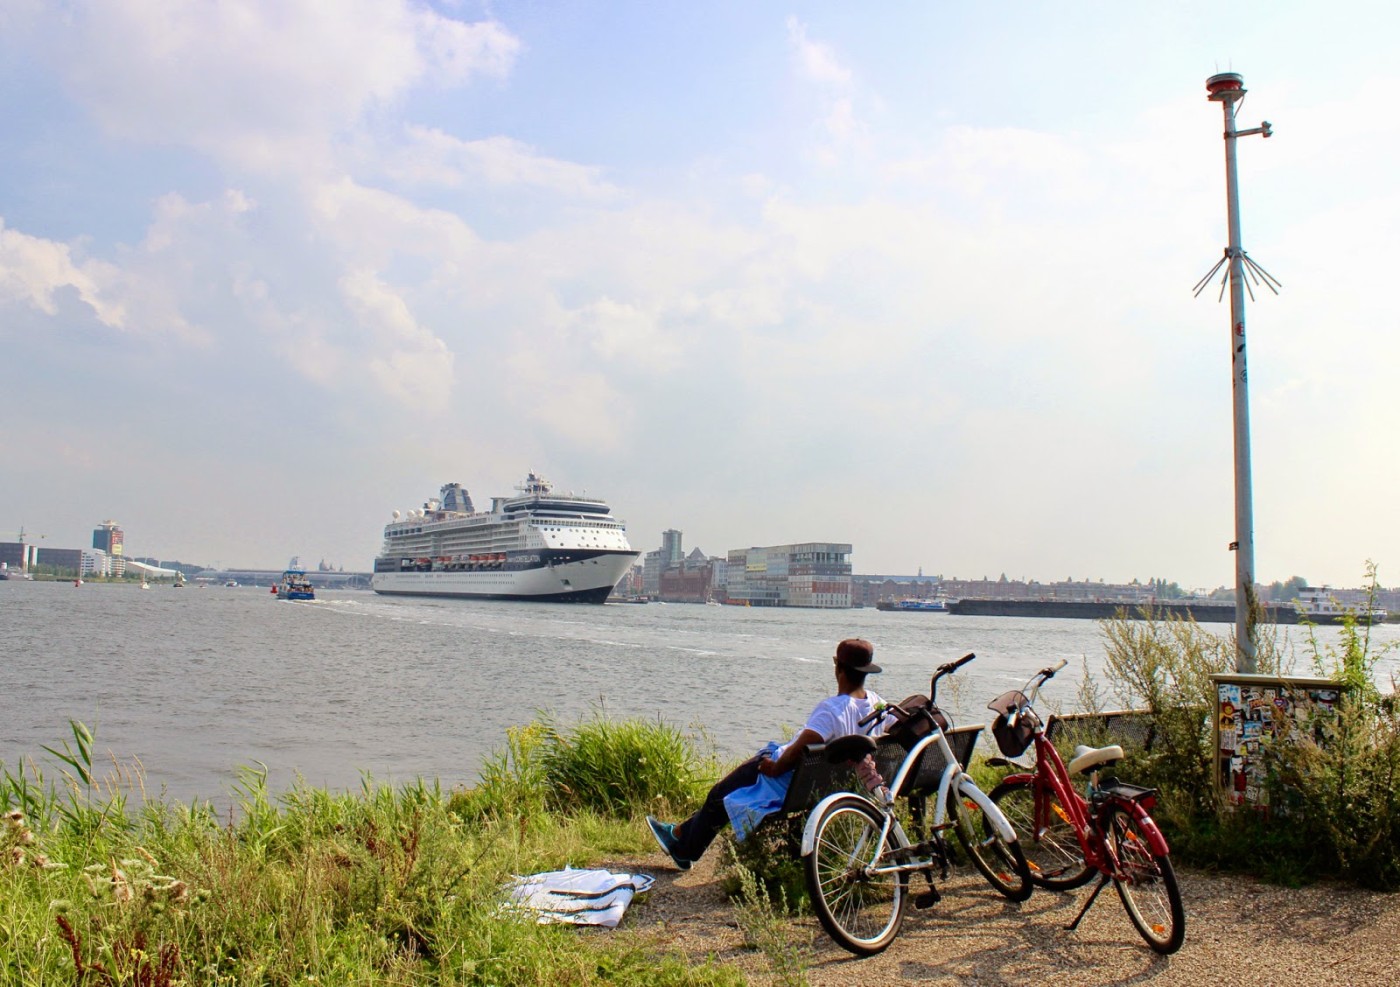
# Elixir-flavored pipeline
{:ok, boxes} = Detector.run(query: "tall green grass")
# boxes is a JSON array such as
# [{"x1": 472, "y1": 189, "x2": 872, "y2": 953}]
[{"x1": 2, "y1": 717, "x2": 738, "y2": 986}]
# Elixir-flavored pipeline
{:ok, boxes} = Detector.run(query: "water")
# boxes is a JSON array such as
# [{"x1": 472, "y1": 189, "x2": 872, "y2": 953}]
[{"x1": 3, "y1": 581, "x2": 1396, "y2": 807}]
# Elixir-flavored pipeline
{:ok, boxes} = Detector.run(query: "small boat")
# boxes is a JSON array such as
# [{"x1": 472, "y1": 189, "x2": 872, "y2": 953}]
[
  {"x1": 276, "y1": 569, "x2": 316, "y2": 601},
  {"x1": 140, "y1": 578, "x2": 150, "y2": 590},
  {"x1": 876, "y1": 598, "x2": 950, "y2": 612}
]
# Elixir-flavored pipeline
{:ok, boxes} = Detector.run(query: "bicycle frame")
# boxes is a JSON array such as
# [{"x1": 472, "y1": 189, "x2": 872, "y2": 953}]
[
  {"x1": 800, "y1": 717, "x2": 1015, "y2": 874},
  {"x1": 1000, "y1": 671, "x2": 1170, "y2": 875}
]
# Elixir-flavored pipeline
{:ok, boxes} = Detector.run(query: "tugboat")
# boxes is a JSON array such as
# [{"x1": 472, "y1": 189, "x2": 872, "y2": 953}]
[{"x1": 276, "y1": 569, "x2": 316, "y2": 601}]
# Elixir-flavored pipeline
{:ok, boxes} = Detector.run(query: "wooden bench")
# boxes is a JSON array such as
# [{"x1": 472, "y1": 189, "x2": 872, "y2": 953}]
[{"x1": 775, "y1": 723, "x2": 986, "y2": 818}]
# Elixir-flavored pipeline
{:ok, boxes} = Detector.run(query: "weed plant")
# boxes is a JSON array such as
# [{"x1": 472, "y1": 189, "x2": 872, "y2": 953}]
[
  {"x1": 2, "y1": 717, "x2": 738, "y2": 986},
  {"x1": 1080, "y1": 564, "x2": 1400, "y2": 888},
  {"x1": 729, "y1": 860, "x2": 811, "y2": 987}
]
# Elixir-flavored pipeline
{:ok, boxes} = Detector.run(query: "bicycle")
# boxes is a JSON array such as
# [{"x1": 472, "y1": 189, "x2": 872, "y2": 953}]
[
  {"x1": 800, "y1": 652, "x2": 1032, "y2": 956},
  {"x1": 985, "y1": 658, "x2": 1186, "y2": 954}
]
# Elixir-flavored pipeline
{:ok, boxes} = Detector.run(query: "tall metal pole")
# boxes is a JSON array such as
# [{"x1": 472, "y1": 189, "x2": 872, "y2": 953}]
[{"x1": 1205, "y1": 72, "x2": 1271, "y2": 673}]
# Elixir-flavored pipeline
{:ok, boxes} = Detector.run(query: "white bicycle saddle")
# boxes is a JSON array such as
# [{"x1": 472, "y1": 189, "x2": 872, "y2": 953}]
[{"x1": 1068, "y1": 744, "x2": 1124, "y2": 775}]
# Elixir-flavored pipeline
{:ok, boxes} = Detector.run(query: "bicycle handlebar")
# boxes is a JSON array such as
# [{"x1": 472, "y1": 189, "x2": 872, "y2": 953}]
[
  {"x1": 856, "y1": 704, "x2": 887, "y2": 728},
  {"x1": 1008, "y1": 657, "x2": 1070, "y2": 727},
  {"x1": 938, "y1": 652, "x2": 976, "y2": 676},
  {"x1": 857, "y1": 653, "x2": 978, "y2": 726}
]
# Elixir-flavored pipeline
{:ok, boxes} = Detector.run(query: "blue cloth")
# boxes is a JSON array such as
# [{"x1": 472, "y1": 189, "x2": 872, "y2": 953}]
[{"x1": 723, "y1": 742, "x2": 792, "y2": 842}]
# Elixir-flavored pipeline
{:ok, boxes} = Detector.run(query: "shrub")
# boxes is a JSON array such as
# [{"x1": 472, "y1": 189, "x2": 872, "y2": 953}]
[
  {"x1": 1086, "y1": 564, "x2": 1400, "y2": 888},
  {"x1": 539, "y1": 713, "x2": 710, "y2": 817},
  {"x1": 452, "y1": 713, "x2": 712, "y2": 822}
]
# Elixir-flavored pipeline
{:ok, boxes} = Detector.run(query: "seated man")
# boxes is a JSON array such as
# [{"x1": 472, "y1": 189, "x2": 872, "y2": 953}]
[{"x1": 646, "y1": 637, "x2": 886, "y2": 869}]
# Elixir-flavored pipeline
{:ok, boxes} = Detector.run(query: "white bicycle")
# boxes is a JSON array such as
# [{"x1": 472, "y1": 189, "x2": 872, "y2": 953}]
[{"x1": 800, "y1": 653, "x2": 1032, "y2": 955}]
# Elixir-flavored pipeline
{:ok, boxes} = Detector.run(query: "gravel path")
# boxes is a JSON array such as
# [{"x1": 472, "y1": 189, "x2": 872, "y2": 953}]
[{"x1": 621, "y1": 847, "x2": 1400, "y2": 985}]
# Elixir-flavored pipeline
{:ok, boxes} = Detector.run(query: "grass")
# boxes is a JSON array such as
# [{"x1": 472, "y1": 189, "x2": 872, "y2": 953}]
[{"x1": 2, "y1": 717, "x2": 741, "y2": 987}]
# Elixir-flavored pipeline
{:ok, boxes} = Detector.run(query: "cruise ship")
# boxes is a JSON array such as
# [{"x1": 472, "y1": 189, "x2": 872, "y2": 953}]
[{"x1": 370, "y1": 473, "x2": 639, "y2": 603}]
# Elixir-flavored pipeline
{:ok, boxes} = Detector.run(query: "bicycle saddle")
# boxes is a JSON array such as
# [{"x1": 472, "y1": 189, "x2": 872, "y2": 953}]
[
  {"x1": 823, "y1": 733, "x2": 878, "y2": 763},
  {"x1": 1068, "y1": 744, "x2": 1124, "y2": 775}
]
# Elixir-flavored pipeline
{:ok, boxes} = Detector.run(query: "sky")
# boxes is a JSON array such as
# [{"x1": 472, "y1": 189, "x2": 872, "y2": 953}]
[{"x1": 1, "y1": 1, "x2": 1396, "y2": 592}]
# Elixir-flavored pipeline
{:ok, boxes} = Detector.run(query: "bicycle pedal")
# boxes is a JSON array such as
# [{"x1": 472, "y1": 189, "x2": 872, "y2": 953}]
[{"x1": 914, "y1": 889, "x2": 940, "y2": 910}]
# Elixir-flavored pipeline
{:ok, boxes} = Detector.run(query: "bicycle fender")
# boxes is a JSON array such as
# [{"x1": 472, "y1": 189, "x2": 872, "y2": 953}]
[
  {"x1": 1000, "y1": 772, "x2": 1035, "y2": 787},
  {"x1": 956, "y1": 776, "x2": 1018, "y2": 843},
  {"x1": 1109, "y1": 800, "x2": 1171, "y2": 857},
  {"x1": 800, "y1": 792, "x2": 906, "y2": 857}
]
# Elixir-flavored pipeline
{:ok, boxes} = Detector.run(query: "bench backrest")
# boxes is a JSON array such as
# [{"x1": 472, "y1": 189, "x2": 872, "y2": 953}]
[
  {"x1": 1046, "y1": 709, "x2": 1155, "y2": 752},
  {"x1": 777, "y1": 723, "x2": 985, "y2": 815}
]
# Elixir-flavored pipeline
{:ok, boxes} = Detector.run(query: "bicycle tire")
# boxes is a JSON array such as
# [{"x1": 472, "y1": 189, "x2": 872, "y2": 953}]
[
  {"x1": 990, "y1": 778, "x2": 1094, "y2": 890},
  {"x1": 947, "y1": 783, "x2": 1033, "y2": 902},
  {"x1": 802, "y1": 794, "x2": 909, "y2": 955},
  {"x1": 1105, "y1": 805, "x2": 1185, "y2": 954}
]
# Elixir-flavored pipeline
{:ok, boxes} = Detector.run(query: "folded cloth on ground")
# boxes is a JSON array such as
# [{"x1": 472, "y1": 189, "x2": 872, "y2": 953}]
[
  {"x1": 503, "y1": 867, "x2": 655, "y2": 928},
  {"x1": 723, "y1": 741, "x2": 792, "y2": 843}
]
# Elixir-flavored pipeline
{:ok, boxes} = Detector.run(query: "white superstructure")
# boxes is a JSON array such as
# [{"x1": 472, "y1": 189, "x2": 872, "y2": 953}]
[{"x1": 370, "y1": 473, "x2": 639, "y2": 603}]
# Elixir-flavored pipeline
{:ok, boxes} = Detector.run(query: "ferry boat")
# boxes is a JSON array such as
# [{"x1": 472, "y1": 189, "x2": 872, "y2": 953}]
[
  {"x1": 276, "y1": 569, "x2": 316, "y2": 601},
  {"x1": 876, "y1": 598, "x2": 950, "y2": 612},
  {"x1": 370, "y1": 472, "x2": 639, "y2": 604},
  {"x1": 1295, "y1": 586, "x2": 1388, "y2": 626}
]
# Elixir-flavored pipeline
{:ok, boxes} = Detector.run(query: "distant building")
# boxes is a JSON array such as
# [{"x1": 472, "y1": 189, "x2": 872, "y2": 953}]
[
  {"x1": 35, "y1": 547, "x2": 82, "y2": 574},
  {"x1": 0, "y1": 542, "x2": 39, "y2": 572},
  {"x1": 726, "y1": 542, "x2": 852, "y2": 608},
  {"x1": 659, "y1": 549, "x2": 714, "y2": 603},
  {"x1": 92, "y1": 521, "x2": 125, "y2": 576}
]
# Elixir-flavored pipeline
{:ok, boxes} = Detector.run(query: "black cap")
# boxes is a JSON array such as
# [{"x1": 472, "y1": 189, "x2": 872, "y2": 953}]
[{"x1": 836, "y1": 638, "x2": 881, "y2": 674}]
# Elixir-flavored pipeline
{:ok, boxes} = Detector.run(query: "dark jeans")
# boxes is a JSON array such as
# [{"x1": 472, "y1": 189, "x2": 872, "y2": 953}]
[{"x1": 673, "y1": 755, "x2": 763, "y2": 862}]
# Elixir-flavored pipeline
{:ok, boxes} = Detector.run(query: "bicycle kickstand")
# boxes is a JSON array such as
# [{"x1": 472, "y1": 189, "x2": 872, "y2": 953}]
[
  {"x1": 1064, "y1": 874, "x2": 1112, "y2": 932},
  {"x1": 912, "y1": 859, "x2": 943, "y2": 911}
]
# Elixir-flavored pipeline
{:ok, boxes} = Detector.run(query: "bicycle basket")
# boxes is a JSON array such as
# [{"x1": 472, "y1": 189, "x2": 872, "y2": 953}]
[
  {"x1": 884, "y1": 694, "x2": 950, "y2": 749},
  {"x1": 987, "y1": 690, "x2": 1038, "y2": 757}
]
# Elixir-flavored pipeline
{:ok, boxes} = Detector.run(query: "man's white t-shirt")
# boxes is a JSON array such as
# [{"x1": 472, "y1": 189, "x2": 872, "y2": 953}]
[{"x1": 775, "y1": 691, "x2": 885, "y2": 760}]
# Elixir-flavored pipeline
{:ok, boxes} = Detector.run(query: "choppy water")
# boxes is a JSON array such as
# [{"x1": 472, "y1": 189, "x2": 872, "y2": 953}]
[{"x1": 2, "y1": 581, "x2": 1395, "y2": 806}]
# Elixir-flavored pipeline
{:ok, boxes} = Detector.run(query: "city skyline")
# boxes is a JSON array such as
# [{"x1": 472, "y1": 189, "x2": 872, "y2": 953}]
[
  {"x1": 2, "y1": 519, "x2": 1383, "y2": 596},
  {"x1": 2, "y1": 3, "x2": 1397, "y2": 591}
]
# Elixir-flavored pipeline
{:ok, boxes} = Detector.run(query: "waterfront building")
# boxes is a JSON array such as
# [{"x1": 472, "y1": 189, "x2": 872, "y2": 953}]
[
  {"x1": 0, "y1": 541, "x2": 39, "y2": 573},
  {"x1": 92, "y1": 521, "x2": 125, "y2": 577},
  {"x1": 725, "y1": 542, "x2": 852, "y2": 608},
  {"x1": 34, "y1": 547, "x2": 82, "y2": 574},
  {"x1": 643, "y1": 530, "x2": 724, "y2": 602}
]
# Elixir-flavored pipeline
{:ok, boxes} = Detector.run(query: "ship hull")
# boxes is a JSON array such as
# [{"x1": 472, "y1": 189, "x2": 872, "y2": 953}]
[{"x1": 371, "y1": 549, "x2": 637, "y2": 603}]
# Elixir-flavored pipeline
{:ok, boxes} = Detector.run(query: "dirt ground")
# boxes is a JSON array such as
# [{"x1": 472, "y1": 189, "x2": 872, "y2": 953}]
[{"x1": 618, "y1": 846, "x2": 1400, "y2": 986}]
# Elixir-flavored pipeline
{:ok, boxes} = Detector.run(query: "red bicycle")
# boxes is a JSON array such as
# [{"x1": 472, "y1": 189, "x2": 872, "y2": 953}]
[{"x1": 985, "y1": 659, "x2": 1185, "y2": 954}]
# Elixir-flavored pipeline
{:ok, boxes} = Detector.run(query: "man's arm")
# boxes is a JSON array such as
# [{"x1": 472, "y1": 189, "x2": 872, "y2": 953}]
[{"x1": 758, "y1": 728, "x2": 823, "y2": 777}]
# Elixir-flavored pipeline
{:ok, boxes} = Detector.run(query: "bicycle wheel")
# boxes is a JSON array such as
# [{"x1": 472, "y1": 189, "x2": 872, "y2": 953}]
[
  {"x1": 802, "y1": 794, "x2": 909, "y2": 956},
  {"x1": 947, "y1": 783, "x2": 1033, "y2": 902},
  {"x1": 991, "y1": 778, "x2": 1094, "y2": 890},
  {"x1": 1105, "y1": 805, "x2": 1185, "y2": 954}
]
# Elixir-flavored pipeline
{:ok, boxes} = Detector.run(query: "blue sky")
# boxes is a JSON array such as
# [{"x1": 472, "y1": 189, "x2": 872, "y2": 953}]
[{"x1": 1, "y1": 1, "x2": 1396, "y2": 591}]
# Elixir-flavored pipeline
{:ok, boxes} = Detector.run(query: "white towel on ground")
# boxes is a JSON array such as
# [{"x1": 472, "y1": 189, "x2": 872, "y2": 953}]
[{"x1": 503, "y1": 867, "x2": 655, "y2": 928}]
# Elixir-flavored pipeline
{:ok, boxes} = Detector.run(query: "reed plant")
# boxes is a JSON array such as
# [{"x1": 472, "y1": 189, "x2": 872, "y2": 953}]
[{"x1": 1, "y1": 718, "x2": 740, "y2": 986}]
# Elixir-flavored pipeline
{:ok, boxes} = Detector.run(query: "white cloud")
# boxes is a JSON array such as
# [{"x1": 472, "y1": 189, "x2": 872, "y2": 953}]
[
  {"x1": 43, "y1": 1, "x2": 519, "y2": 173},
  {"x1": 340, "y1": 270, "x2": 455, "y2": 411},
  {"x1": 0, "y1": 219, "x2": 126, "y2": 328},
  {"x1": 786, "y1": 16, "x2": 852, "y2": 86},
  {"x1": 390, "y1": 128, "x2": 620, "y2": 199}
]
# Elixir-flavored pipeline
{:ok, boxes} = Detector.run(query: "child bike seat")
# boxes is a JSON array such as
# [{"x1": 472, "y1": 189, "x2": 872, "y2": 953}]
[{"x1": 1068, "y1": 744, "x2": 1123, "y2": 775}]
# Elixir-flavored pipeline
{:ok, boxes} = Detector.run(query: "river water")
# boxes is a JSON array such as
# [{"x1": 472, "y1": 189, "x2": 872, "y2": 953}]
[{"x1": 3, "y1": 581, "x2": 1396, "y2": 807}]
